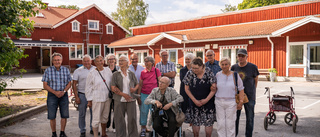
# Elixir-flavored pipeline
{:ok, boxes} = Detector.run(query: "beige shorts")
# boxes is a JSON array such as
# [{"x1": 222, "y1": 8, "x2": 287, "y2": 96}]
[{"x1": 91, "y1": 99, "x2": 111, "y2": 128}]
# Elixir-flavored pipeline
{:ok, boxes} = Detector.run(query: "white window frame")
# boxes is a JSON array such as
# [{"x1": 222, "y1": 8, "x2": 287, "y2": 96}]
[
  {"x1": 184, "y1": 47, "x2": 205, "y2": 64},
  {"x1": 88, "y1": 20, "x2": 99, "y2": 31},
  {"x1": 135, "y1": 50, "x2": 149, "y2": 66},
  {"x1": 69, "y1": 43, "x2": 84, "y2": 60},
  {"x1": 219, "y1": 45, "x2": 247, "y2": 65},
  {"x1": 104, "y1": 44, "x2": 115, "y2": 56},
  {"x1": 71, "y1": 20, "x2": 81, "y2": 32},
  {"x1": 106, "y1": 23, "x2": 114, "y2": 34},
  {"x1": 87, "y1": 44, "x2": 101, "y2": 59},
  {"x1": 116, "y1": 51, "x2": 128, "y2": 61}
]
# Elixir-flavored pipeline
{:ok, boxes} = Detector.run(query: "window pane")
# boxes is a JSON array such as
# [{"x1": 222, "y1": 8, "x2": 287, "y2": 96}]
[
  {"x1": 77, "y1": 45, "x2": 82, "y2": 58},
  {"x1": 89, "y1": 22, "x2": 97, "y2": 29},
  {"x1": 88, "y1": 45, "x2": 94, "y2": 58},
  {"x1": 169, "y1": 51, "x2": 176, "y2": 64},
  {"x1": 290, "y1": 45, "x2": 303, "y2": 64},
  {"x1": 70, "y1": 46, "x2": 75, "y2": 58},
  {"x1": 137, "y1": 53, "x2": 142, "y2": 63},
  {"x1": 111, "y1": 48, "x2": 114, "y2": 53},
  {"x1": 223, "y1": 49, "x2": 231, "y2": 58},
  {"x1": 196, "y1": 51, "x2": 203, "y2": 59},
  {"x1": 94, "y1": 45, "x2": 100, "y2": 57},
  {"x1": 108, "y1": 26, "x2": 112, "y2": 33},
  {"x1": 310, "y1": 46, "x2": 320, "y2": 70}
]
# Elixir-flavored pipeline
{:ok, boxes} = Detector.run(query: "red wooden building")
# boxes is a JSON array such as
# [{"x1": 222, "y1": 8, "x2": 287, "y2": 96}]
[
  {"x1": 12, "y1": 4, "x2": 129, "y2": 72},
  {"x1": 109, "y1": 0, "x2": 320, "y2": 79}
]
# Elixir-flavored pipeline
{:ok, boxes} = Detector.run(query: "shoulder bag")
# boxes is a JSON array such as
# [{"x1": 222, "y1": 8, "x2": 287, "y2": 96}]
[
  {"x1": 96, "y1": 68, "x2": 113, "y2": 99},
  {"x1": 233, "y1": 72, "x2": 249, "y2": 104}
]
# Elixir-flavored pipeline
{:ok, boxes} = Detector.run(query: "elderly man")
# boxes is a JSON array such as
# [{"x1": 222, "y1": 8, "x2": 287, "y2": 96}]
[
  {"x1": 231, "y1": 49, "x2": 259, "y2": 137},
  {"x1": 42, "y1": 53, "x2": 72, "y2": 137},
  {"x1": 145, "y1": 77, "x2": 184, "y2": 137},
  {"x1": 205, "y1": 50, "x2": 221, "y2": 75},
  {"x1": 72, "y1": 55, "x2": 96, "y2": 137},
  {"x1": 128, "y1": 53, "x2": 145, "y2": 80},
  {"x1": 86, "y1": 55, "x2": 113, "y2": 137},
  {"x1": 156, "y1": 50, "x2": 176, "y2": 87}
]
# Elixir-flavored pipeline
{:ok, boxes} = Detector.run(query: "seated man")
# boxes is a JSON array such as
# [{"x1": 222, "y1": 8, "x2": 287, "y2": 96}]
[{"x1": 144, "y1": 77, "x2": 184, "y2": 137}]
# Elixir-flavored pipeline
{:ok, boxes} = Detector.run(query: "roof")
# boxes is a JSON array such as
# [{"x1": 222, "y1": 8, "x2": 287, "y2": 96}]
[
  {"x1": 28, "y1": 4, "x2": 130, "y2": 34},
  {"x1": 110, "y1": 16, "x2": 317, "y2": 48}
]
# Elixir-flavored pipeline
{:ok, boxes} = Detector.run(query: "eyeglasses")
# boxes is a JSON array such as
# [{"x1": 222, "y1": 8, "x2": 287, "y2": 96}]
[
  {"x1": 108, "y1": 58, "x2": 115, "y2": 61},
  {"x1": 206, "y1": 54, "x2": 213, "y2": 57}
]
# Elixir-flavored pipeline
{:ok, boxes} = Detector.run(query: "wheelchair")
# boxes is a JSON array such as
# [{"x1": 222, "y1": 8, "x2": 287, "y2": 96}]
[{"x1": 149, "y1": 105, "x2": 185, "y2": 137}]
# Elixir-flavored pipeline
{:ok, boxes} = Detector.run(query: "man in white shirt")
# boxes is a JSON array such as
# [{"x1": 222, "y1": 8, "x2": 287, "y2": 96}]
[
  {"x1": 72, "y1": 55, "x2": 96, "y2": 137},
  {"x1": 86, "y1": 55, "x2": 112, "y2": 137},
  {"x1": 128, "y1": 53, "x2": 145, "y2": 80}
]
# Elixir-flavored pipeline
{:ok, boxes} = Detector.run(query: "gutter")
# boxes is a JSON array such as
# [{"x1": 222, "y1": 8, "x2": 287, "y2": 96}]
[{"x1": 267, "y1": 36, "x2": 274, "y2": 69}]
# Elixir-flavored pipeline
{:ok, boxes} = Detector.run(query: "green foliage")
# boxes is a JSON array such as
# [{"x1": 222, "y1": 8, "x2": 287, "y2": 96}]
[
  {"x1": 238, "y1": 0, "x2": 301, "y2": 10},
  {"x1": 221, "y1": 4, "x2": 238, "y2": 13},
  {"x1": 111, "y1": 0, "x2": 149, "y2": 32},
  {"x1": 57, "y1": 5, "x2": 80, "y2": 10},
  {"x1": 0, "y1": 0, "x2": 46, "y2": 94},
  {"x1": 268, "y1": 68, "x2": 278, "y2": 73}
]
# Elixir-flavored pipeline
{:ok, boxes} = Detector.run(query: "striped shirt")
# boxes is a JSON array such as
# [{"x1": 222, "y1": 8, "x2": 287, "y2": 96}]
[
  {"x1": 155, "y1": 61, "x2": 176, "y2": 85},
  {"x1": 42, "y1": 66, "x2": 72, "y2": 91}
]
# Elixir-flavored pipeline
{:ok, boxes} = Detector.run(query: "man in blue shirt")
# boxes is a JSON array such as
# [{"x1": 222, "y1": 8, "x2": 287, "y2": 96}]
[
  {"x1": 156, "y1": 50, "x2": 176, "y2": 87},
  {"x1": 128, "y1": 53, "x2": 145, "y2": 81},
  {"x1": 205, "y1": 50, "x2": 221, "y2": 75},
  {"x1": 42, "y1": 53, "x2": 72, "y2": 137}
]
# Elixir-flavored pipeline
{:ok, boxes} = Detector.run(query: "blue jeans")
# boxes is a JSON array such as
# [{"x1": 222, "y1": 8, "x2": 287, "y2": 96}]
[
  {"x1": 47, "y1": 92, "x2": 69, "y2": 119},
  {"x1": 235, "y1": 100, "x2": 255, "y2": 137},
  {"x1": 78, "y1": 93, "x2": 93, "y2": 133}
]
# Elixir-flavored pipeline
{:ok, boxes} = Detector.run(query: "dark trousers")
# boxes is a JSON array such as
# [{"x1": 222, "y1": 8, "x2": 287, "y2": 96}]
[
  {"x1": 153, "y1": 109, "x2": 178, "y2": 137},
  {"x1": 235, "y1": 100, "x2": 255, "y2": 137},
  {"x1": 107, "y1": 99, "x2": 115, "y2": 129}
]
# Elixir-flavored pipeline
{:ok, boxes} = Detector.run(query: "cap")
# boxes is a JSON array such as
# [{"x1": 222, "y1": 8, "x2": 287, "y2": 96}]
[{"x1": 237, "y1": 49, "x2": 247, "y2": 55}]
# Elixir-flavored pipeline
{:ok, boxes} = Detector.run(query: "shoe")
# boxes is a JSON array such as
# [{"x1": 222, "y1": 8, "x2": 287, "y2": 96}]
[
  {"x1": 140, "y1": 129, "x2": 146, "y2": 137},
  {"x1": 106, "y1": 128, "x2": 109, "y2": 132},
  {"x1": 112, "y1": 129, "x2": 116, "y2": 133},
  {"x1": 59, "y1": 132, "x2": 67, "y2": 137},
  {"x1": 90, "y1": 130, "x2": 100, "y2": 135},
  {"x1": 52, "y1": 133, "x2": 57, "y2": 137},
  {"x1": 80, "y1": 132, "x2": 86, "y2": 137}
]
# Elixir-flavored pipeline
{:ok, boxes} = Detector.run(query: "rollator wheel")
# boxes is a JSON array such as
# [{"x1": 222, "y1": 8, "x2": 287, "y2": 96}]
[
  {"x1": 268, "y1": 112, "x2": 276, "y2": 125},
  {"x1": 295, "y1": 114, "x2": 299, "y2": 123},
  {"x1": 176, "y1": 130, "x2": 186, "y2": 137},
  {"x1": 149, "y1": 131, "x2": 158, "y2": 137},
  {"x1": 71, "y1": 97, "x2": 78, "y2": 110},
  {"x1": 284, "y1": 113, "x2": 293, "y2": 126},
  {"x1": 264, "y1": 116, "x2": 268, "y2": 130},
  {"x1": 293, "y1": 117, "x2": 297, "y2": 133}
]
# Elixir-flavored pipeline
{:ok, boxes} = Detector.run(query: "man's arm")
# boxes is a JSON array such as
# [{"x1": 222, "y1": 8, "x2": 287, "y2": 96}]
[
  {"x1": 254, "y1": 77, "x2": 258, "y2": 88},
  {"x1": 72, "y1": 80, "x2": 81, "y2": 104},
  {"x1": 163, "y1": 71, "x2": 176, "y2": 78}
]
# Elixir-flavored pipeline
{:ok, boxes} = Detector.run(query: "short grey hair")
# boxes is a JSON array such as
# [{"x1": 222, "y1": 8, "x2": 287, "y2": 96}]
[
  {"x1": 185, "y1": 53, "x2": 195, "y2": 60},
  {"x1": 105, "y1": 54, "x2": 117, "y2": 65},
  {"x1": 52, "y1": 52, "x2": 63, "y2": 60},
  {"x1": 161, "y1": 76, "x2": 171, "y2": 85},
  {"x1": 83, "y1": 54, "x2": 92, "y2": 61},
  {"x1": 206, "y1": 50, "x2": 215, "y2": 55},
  {"x1": 144, "y1": 56, "x2": 155, "y2": 64},
  {"x1": 159, "y1": 50, "x2": 168, "y2": 56},
  {"x1": 95, "y1": 55, "x2": 104, "y2": 60},
  {"x1": 219, "y1": 57, "x2": 231, "y2": 66},
  {"x1": 119, "y1": 55, "x2": 129, "y2": 62}
]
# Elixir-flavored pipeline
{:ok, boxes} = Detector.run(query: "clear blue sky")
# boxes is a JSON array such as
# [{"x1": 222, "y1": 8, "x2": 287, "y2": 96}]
[{"x1": 44, "y1": 0, "x2": 243, "y2": 25}]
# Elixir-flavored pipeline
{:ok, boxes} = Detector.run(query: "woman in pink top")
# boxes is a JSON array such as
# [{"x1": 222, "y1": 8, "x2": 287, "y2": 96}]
[{"x1": 138, "y1": 56, "x2": 161, "y2": 137}]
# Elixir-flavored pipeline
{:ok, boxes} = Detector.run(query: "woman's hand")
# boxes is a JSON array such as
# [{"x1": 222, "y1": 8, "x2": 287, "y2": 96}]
[
  {"x1": 237, "y1": 102, "x2": 243, "y2": 110},
  {"x1": 193, "y1": 99, "x2": 203, "y2": 107},
  {"x1": 199, "y1": 99, "x2": 209, "y2": 105},
  {"x1": 162, "y1": 103, "x2": 173, "y2": 110},
  {"x1": 155, "y1": 100, "x2": 163, "y2": 108},
  {"x1": 87, "y1": 101, "x2": 92, "y2": 108},
  {"x1": 122, "y1": 93, "x2": 133, "y2": 102},
  {"x1": 137, "y1": 98, "x2": 141, "y2": 105}
]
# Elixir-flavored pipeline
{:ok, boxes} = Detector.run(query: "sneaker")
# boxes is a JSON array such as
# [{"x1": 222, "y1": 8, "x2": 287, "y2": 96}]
[
  {"x1": 80, "y1": 132, "x2": 86, "y2": 137},
  {"x1": 112, "y1": 129, "x2": 116, "y2": 133},
  {"x1": 52, "y1": 133, "x2": 57, "y2": 137},
  {"x1": 186, "y1": 126, "x2": 193, "y2": 132},
  {"x1": 140, "y1": 129, "x2": 146, "y2": 137},
  {"x1": 59, "y1": 132, "x2": 67, "y2": 137}
]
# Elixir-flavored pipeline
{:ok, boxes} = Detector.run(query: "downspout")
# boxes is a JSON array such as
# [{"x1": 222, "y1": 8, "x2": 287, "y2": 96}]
[
  {"x1": 148, "y1": 44, "x2": 154, "y2": 58},
  {"x1": 267, "y1": 36, "x2": 274, "y2": 69},
  {"x1": 183, "y1": 42, "x2": 186, "y2": 66}
]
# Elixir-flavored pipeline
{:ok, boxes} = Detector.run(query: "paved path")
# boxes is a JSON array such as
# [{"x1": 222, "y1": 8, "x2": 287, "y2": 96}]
[{"x1": 1, "y1": 74, "x2": 320, "y2": 137}]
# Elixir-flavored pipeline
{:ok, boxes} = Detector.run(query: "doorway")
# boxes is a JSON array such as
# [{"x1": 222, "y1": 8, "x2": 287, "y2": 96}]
[
  {"x1": 307, "y1": 43, "x2": 320, "y2": 74},
  {"x1": 42, "y1": 49, "x2": 51, "y2": 66}
]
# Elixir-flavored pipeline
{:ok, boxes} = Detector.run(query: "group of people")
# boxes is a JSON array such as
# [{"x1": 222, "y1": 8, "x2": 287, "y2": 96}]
[{"x1": 42, "y1": 48, "x2": 259, "y2": 137}]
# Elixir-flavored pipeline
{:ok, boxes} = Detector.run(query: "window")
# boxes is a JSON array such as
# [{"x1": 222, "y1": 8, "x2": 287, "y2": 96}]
[
  {"x1": 69, "y1": 44, "x2": 84, "y2": 59},
  {"x1": 88, "y1": 44, "x2": 101, "y2": 58},
  {"x1": 220, "y1": 46, "x2": 245, "y2": 65},
  {"x1": 135, "y1": 50, "x2": 148, "y2": 65},
  {"x1": 104, "y1": 44, "x2": 114, "y2": 56},
  {"x1": 290, "y1": 45, "x2": 303, "y2": 64},
  {"x1": 116, "y1": 51, "x2": 128, "y2": 61},
  {"x1": 71, "y1": 20, "x2": 80, "y2": 32},
  {"x1": 169, "y1": 50, "x2": 177, "y2": 65},
  {"x1": 88, "y1": 20, "x2": 99, "y2": 30},
  {"x1": 106, "y1": 23, "x2": 113, "y2": 34},
  {"x1": 185, "y1": 48, "x2": 204, "y2": 60}
]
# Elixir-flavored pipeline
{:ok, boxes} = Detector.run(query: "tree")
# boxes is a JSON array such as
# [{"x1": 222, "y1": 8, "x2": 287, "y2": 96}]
[
  {"x1": 0, "y1": 0, "x2": 46, "y2": 93},
  {"x1": 238, "y1": 0, "x2": 301, "y2": 10},
  {"x1": 111, "y1": 0, "x2": 149, "y2": 32},
  {"x1": 57, "y1": 5, "x2": 80, "y2": 10},
  {"x1": 221, "y1": 4, "x2": 237, "y2": 13}
]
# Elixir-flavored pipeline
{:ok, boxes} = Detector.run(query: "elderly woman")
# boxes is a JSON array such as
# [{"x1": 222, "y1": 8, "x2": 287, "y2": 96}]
[
  {"x1": 180, "y1": 53, "x2": 195, "y2": 114},
  {"x1": 110, "y1": 55, "x2": 139, "y2": 137},
  {"x1": 105, "y1": 54, "x2": 119, "y2": 132},
  {"x1": 138, "y1": 56, "x2": 161, "y2": 137},
  {"x1": 85, "y1": 55, "x2": 113, "y2": 137},
  {"x1": 215, "y1": 58, "x2": 245, "y2": 137},
  {"x1": 183, "y1": 57, "x2": 217, "y2": 137},
  {"x1": 145, "y1": 76, "x2": 184, "y2": 137}
]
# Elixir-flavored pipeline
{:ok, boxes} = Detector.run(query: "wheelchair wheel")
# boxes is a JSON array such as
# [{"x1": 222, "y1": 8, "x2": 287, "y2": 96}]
[
  {"x1": 176, "y1": 130, "x2": 185, "y2": 137},
  {"x1": 293, "y1": 117, "x2": 297, "y2": 133},
  {"x1": 284, "y1": 113, "x2": 293, "y2": 126},
  {"x1": 264, "y1": 116, "x2": 268, "y2": 130},
  {"x1": 149, "y1": 131, "x2": 158, "y2": 137},
  {"x1": 268, "y1": 112, "x2": 276, "y2": 125}
]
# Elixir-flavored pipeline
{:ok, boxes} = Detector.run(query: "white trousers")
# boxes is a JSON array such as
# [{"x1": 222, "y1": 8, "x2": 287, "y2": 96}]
[
  {"x1": 215, "y1": 98, "x2": 237, "y2": 137},
  {"x1": 92, "y1": 100, "x2": 111, "y2": 128}
]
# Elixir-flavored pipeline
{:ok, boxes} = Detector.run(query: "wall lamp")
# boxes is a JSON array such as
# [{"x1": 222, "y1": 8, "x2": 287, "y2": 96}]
[{"x1": 249, "y1": 40, "x2": 254, "y2": 45}]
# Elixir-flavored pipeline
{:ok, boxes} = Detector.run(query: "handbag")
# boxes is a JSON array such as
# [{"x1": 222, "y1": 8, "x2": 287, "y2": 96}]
[
  {"x1": 96, "y1": 68, "x2": 113, "y2": 99},
  {"x1": 233, "y1": 72, "x2": 249, "y2": 104},
  {"x1": 175, "y1": 107, "x2": 185, "y2": 127}
]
